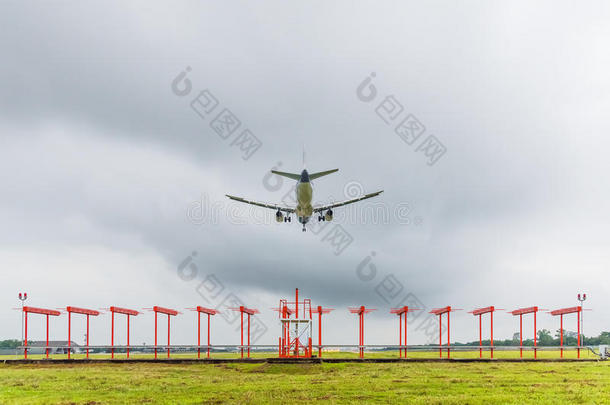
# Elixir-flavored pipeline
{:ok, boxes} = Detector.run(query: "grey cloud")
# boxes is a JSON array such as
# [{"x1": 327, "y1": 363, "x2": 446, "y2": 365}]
[{"x1": 1, "y1": 1, "x2": 608, "y2": 344}]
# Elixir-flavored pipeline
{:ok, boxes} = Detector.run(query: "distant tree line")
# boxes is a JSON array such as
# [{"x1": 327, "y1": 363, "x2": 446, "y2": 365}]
[
  {"x1": 0, "y1": 339, "x2": 23, "y2": 349},
  {"x1": 453, "y1": 330, "x2": 610, "y2": 346}
]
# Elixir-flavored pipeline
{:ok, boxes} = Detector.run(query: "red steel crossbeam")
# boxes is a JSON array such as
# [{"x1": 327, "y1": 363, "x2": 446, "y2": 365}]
[
  {"x1": 152, "y1": 306, "x2": 179, "y2": 359},
  {"x1": 109, "y1": 306, "x2": 140, "y2": 359},
  {"x1": 189, "y1": 306, "x2": 218, "y2": 359},
  {"x1": 66, "y1": 306, "x2": 100, "y2": 359},
  {"x1": 23, "y1": 306, "x2": 61, "y2": 359},
  {"x1": 550, "y1": 306, "x2": 582, "y2": 358},
  {"x1": 511, "y1": 306, "x2": 539, "y2": 359},
  {"x1": 349, "y1": 306, "x2": 376, "y2": 358},
  {"x1": 230, "y1": 306, "x2": 259, "y2": 358},
  {"x1": 469, "y1": 306, "x2": 503, "y2": 358},
  {"x1": 390, "y1": 306, "x2": 421, "y2": 358},
  {"x1": 429, "y1": 306, "x2": 462, "y2": 358},
  {"x1": 312, "y1": 306, "x2": 334, "y2": 358}
]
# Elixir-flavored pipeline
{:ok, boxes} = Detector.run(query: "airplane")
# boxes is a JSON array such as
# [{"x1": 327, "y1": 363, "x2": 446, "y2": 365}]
[{"x1": 226, "y1": 154, "x2": 383, "y2": 232}]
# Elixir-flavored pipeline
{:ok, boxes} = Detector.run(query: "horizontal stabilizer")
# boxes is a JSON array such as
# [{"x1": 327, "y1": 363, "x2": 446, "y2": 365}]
[
  {"x1": 271, "y1": 170, "x2": 301, "y2": 180},
  {"x1": 309, "y1": 169, "x2": 338, "y2": 180}
]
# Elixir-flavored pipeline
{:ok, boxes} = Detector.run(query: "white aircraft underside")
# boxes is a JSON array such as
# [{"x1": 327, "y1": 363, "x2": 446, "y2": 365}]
[{"x1": 226, "y1": 165, "x2": 383, "y2": 232}]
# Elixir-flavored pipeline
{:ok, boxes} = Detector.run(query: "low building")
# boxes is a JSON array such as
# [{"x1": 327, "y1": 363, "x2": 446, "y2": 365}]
[{"x1": 25, "y1": 341, "x2": 80, "y2": 355}]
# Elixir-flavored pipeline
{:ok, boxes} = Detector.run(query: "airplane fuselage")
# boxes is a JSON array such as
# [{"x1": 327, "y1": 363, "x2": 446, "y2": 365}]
[
  {"x1": 296, "y1": 169, "x2": 313, "y2": 224},
  {"x1": 225, "y1": 161, "x2": 382, "y2": 232}
]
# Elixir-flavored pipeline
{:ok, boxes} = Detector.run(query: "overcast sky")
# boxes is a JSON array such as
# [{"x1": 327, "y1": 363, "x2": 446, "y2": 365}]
[{"x1": 1, "y1": 1, "x2": 608, "y2": 348}]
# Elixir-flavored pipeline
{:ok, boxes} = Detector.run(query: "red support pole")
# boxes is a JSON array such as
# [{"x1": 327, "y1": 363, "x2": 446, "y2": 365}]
[
  {"x1": 560, "y1": 314, "x2": 563, "y2": 358},
  {"x1": 357, "y1": 312, "x2": 361, "y2": 358},
  {"x1": 284, "y1": 316, "x2": 290, "y2": 355},
  {"x1": 207, "y1": 313, "x2": 211, "y2": 359},
  {"x1": 520, "y1": 314, "x2": 523, "y2": 358},
  {"x1": 361, "y1": 311, "x2": 365, "y2": 358},
  {"x1": 24, "y1": 311, "x2": 28, "y2": 359},
  {"x1": 86, "y1": 314, "x2": 89, "y2": 359},
  {"x1": 318, "y1": 307, "x2": 322, "y2": 358},
  {"x1": 167, "y1": 314, "x2": 170, "y2": 359},
  {"x1": 439, "y1": 314, "x2": 442, "y2": 358},
  {"x1": 479, "y1": 314, "x2": 482, "y2": 358},
  {"x1": 154, "y1": 311, "x2": 157, "y2": 360},
  {"x1": 309, "y1": 337, "x2": 312, "y2": 357},
  {"x1": 404, "y1": 312, "x2": 408, "y2": 358},
  {"x1": 247, "y1": 313, "x2": 251, "y2": 358},
  {"x1": 68, "y1": 312, "x2": 71, "y2": 359},
  {"x1": 127, "y1": 315, "x2": 130, "y2": 359},
  {"x1": 240, "y1": 310, "x2": 244, "y2": 359},
  {"x1": 577, "y1": 310, "x2": 581, "y2": 359},
  {"x1": 533, "y1": 311, "x2": 537, "y2": 359},
  {"x1": 46, "y1": 314, "x2": 49, "y2": 359},
  {"x1": 399, "y1": 313, "x2": 402, "y2": 358},
  {"x1": 490, "y1": 310, "x2": 494, "y2": 359},
  {"x1": 447, "y1": 311, "x2": 451, "y2": 359},
  {"x1": 197, "y1": 311, "x2": 201, "y2": 359},
  {"x1": 111, "y1": 311, "x2": 115, "y2": 359}
]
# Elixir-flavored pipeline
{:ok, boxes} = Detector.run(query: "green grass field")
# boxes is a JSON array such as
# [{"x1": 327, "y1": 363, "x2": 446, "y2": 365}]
[{"x1": 1, "y1": 353, "x2": 609, "y2": 404}]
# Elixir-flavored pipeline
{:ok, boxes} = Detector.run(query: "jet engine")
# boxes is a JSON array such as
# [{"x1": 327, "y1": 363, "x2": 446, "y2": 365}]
[
  {"x1": 275, "y1": 210, "x2": 283, "y2": 223},
  {"x1": 324, "y1": 209, "x2": 333, "y2": 221}
]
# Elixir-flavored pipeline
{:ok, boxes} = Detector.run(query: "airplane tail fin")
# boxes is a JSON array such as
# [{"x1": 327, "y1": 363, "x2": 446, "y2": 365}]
[
  {"x1": 309, "y1": 169, "x2": 339, "y2": 180},
  {"x1": 271, "y1": 170, "x2": 301, "y2": 180}
]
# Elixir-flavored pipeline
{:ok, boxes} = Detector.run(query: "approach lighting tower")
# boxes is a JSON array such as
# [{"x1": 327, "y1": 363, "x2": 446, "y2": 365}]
[{"x1": 277, "y1": 288, "x2": 313, "y2": 358}]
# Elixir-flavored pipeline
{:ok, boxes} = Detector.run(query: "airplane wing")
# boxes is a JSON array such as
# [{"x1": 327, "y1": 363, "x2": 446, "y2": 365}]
[
  {"x1": 225, "y1": 195, "x2": 295, "y2": 213},
  {"x1": 313, "y1": 190, "x2": 384, "y2": 213}
]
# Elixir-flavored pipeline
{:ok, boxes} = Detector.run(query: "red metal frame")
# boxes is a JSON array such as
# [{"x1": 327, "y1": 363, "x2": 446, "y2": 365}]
[
  {"x1": 311, "y1": 305, "x2": 334, "y2": 358},
  {"x1": 510, "y1": 306, "x2": 540, "y2": 359},
  {"x1": 348, "y1": 306, "x2": 376, "y2": 358},
  {"x1": 469, "y1": 306, "x2": 502, "y2": 358},
  {"x1": 109, "y1": 307, "x2": 139, "y2": 359},
  {"x1": 187, "y1": 306, "x2": 218, "y2": 359},
  {"x1": 550, "y1": 306, "x2": 582, "y2": 358},
  {"x1": 66, "y1": 307, "x2": 100, "y2": 359},
  {"x1": 22, "y1": 306, "x2": 61, "y2": 359},
  {"x1": 390, "y1": 306, "x2": 421, "y2": 358},
  {"x1": 430, "y1": 306, "x2": 462, "y2": 358},
  {"x1": 230, "y1": 306, "x2": 259, "y2": 358},
  {"x1": 276, "y1": 289, "x2": 313, "y2": 358},
  {"x1": 151, "y1": 306, "x2": 179, "y2": 359}
]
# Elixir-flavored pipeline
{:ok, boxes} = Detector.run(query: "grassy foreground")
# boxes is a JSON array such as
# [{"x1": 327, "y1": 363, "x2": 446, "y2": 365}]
[{"x1": 1, "y1": 360, "x2": 609, "y2": 404}]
